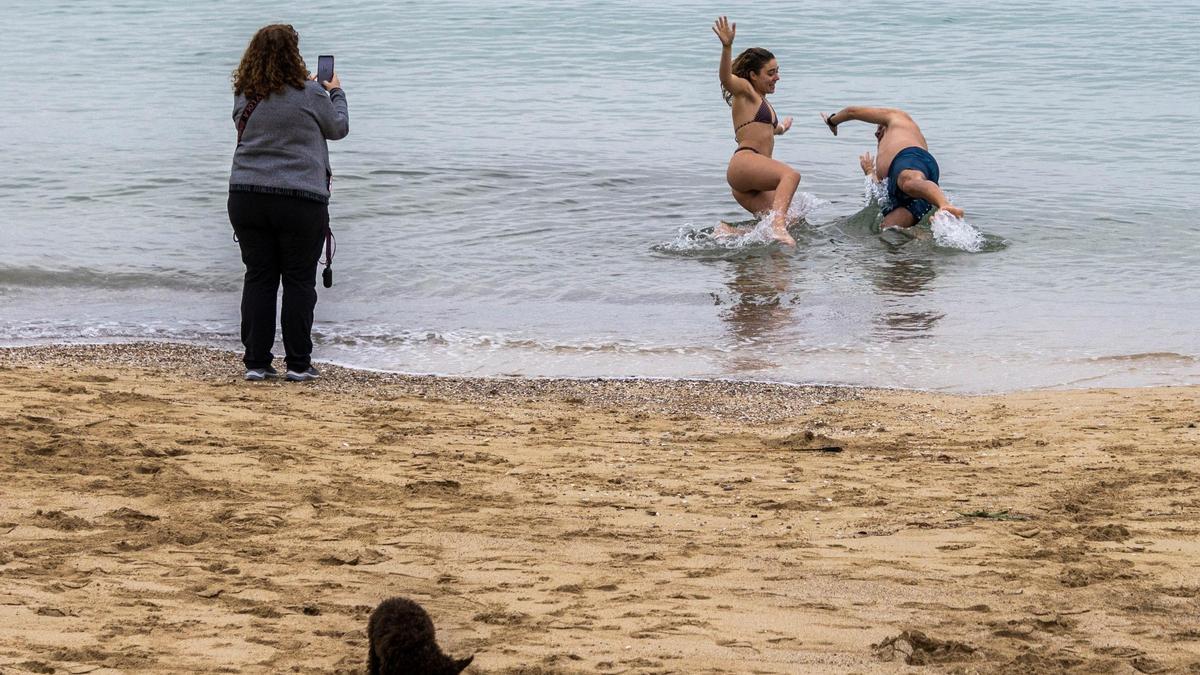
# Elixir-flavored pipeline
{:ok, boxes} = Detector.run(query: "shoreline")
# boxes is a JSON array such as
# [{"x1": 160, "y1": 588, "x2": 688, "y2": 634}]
[
  {"x1": 4, "y1": 339, "x2": 1194, "y2": 400},
  {"x1": 0, "y1": 342, "x2": 871, "y2": 424},
  {"x1": 2, "y1": 342, "x2": 1198, "y2": 673}
]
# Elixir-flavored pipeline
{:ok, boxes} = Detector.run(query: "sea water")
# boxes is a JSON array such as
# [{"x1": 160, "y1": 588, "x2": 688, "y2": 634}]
[{"x1": 2, "y1": 0, "x2": 1198, "y2": 392}]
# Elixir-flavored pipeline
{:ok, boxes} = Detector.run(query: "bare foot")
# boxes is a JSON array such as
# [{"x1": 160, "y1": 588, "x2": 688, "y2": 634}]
[
  {"x1": 713, "y1": 221, "x2": 742, "y2": 238},
  {"x1": 772, "y1": 226, "x2": 796, "y2": 247},
  {"x1": 937, "y1": 205, "x2": 965, "y2": 219}
]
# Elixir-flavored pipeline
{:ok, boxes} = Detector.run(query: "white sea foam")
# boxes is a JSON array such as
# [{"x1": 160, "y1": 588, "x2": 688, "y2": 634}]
[
  {"x1": 656, "y1": 192, "x2": 827, "y2": 253},
  {"x1": 788, "y1": 191, "x2": 828, "y2": 221},
  {"x1": 930, "y1": 211, "x2": 985, "y2": 252},
  {"x1": 864, "y1": 175, "x2": 890, "y2": 209}
]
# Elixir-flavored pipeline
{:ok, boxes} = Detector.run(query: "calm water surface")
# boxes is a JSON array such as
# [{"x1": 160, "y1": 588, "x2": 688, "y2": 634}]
[{"x1": 3, "y1": 1, "x2": 1198, "y2": 391}]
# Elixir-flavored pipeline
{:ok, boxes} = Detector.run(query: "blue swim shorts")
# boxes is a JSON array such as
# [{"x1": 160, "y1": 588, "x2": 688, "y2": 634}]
[{"x1": 885, "y1": 146, "x2": 941, "y2": 223}]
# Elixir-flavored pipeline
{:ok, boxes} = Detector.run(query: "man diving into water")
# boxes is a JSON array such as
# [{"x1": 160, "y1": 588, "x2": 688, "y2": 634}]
[{"x1": 820, "y1": 107, "x2": 963, "y2": 232}]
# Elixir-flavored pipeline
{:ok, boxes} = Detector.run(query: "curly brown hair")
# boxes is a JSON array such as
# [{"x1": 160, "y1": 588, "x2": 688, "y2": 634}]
[
  {"x1": 232, "y1": 24, "x2": 309, "y2": 100},
  {"x1": 722, "y1": 47, "x2": 775, "y2": 106}
]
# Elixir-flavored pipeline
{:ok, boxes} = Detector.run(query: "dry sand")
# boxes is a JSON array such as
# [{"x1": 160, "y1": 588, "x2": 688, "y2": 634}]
[{"x1": 0, "y1": 343, "x2": 1197, "y2": 674}]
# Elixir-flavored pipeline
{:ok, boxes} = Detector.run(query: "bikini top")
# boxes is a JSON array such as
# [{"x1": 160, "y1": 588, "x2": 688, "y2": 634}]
[{"x1": 734, "y1": 97, "x2": 777, "y2": 135}]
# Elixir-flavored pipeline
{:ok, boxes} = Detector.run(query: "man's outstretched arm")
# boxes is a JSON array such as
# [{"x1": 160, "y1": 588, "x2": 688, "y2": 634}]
[{"x1": 821, "y1": 106, "x2": 907, "y2": 135}]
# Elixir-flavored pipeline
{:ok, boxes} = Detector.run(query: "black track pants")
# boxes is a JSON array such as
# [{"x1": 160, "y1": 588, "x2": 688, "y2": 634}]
[{"x1": 228, "y1": 191, "x2": 328, "y2": 371}]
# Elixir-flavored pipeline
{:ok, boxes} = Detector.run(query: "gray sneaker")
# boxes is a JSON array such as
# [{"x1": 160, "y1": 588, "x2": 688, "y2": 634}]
[
  {"x1": 285, "y1": 366, "x2": 321, "y2": 382},
  {"x1": 244, "y1": 366, "x2": 279, "y2": 381}
]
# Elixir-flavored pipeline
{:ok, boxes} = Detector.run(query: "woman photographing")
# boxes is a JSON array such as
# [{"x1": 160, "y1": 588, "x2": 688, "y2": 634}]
[{"x1": 228, "y1": 24, "x2": 348, "y2": 382}]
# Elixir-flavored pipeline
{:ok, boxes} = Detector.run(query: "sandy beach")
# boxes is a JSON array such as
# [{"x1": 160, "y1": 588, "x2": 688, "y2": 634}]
[{"x1": 0, "y1": 343, "x2": 1197, "y2": 674}]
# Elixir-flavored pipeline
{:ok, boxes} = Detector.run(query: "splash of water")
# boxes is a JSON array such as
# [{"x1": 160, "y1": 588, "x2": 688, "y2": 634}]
[
  {"x1": 863, "y1": 175, "x2": 889, "y2": 209},
  {"x1": 654, "y1": 192, "x2": 827, "y2": 253},
  {"x1": 930, "y1": 211, "x2": 985, "y2": 252},
  {"x1": 654, "y1": 221, "x2": 773, "y2": 254}
]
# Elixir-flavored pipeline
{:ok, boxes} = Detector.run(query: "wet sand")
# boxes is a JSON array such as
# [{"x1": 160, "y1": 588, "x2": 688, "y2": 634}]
[{"x1": 1, "y1": 343, "x2": 1198, "y2": 674}]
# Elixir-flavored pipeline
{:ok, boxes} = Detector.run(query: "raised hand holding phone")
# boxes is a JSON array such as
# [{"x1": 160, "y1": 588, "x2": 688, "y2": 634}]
[{"x1": 316, "y1": 54, "x2": 337, "y2": 90}]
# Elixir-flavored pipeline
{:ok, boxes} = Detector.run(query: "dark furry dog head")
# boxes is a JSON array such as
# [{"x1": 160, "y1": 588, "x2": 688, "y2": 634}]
[{"x1": 368, "y1": 597, "x2": 474, "y2": 675}]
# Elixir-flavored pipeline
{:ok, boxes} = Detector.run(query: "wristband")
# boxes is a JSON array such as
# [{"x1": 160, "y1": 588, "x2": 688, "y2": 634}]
[{"x1": 825, "y1": 112, "x2": 839, "y2": 136}]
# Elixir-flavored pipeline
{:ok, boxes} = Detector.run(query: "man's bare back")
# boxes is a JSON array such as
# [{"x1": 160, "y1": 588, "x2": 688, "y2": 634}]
[{"x1": 868, "y1": 114, "x2": 927, "y2": 180}]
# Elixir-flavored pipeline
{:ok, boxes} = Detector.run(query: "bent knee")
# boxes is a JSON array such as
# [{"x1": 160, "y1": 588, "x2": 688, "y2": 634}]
[
  {"x1": 896, "y1": 169, "x2": 925, "y2": 192},
  {"x1": 781, "y1": 169, "x2": 802, "y2": 186}
]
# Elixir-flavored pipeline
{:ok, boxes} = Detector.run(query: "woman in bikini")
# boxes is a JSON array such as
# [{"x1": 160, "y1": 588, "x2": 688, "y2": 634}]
[{"x1": 712, "y1": 16, "x2": 800, "y2": 247}]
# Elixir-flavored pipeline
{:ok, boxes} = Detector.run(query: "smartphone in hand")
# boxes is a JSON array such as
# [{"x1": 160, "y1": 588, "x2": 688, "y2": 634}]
[{"x1": 317, "y1": 55, "x2": 334, "y2": 85}]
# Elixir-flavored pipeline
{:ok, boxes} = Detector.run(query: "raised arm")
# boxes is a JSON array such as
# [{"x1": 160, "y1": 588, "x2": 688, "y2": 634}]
[
  {"x1": 820, "y1": 106, "x2": 908, "y2": 136},
  {"x1": 308, "y1": 74, "x2": 349, "y2": 141},
  {"x1": 713, "y1": 17, "x2": 752, "y2": 100}
]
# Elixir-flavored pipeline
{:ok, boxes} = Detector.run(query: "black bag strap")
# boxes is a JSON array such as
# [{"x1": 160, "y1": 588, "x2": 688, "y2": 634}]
[
  {"x1": 235, "y1": 95, "x2": 264, "y2": 144},
  {"x1": 322, "y1": 170, "x2": 335, "y2": 287},
  {"x1": 321, "y1": 228, "x2": 336, "y2": 288}
]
